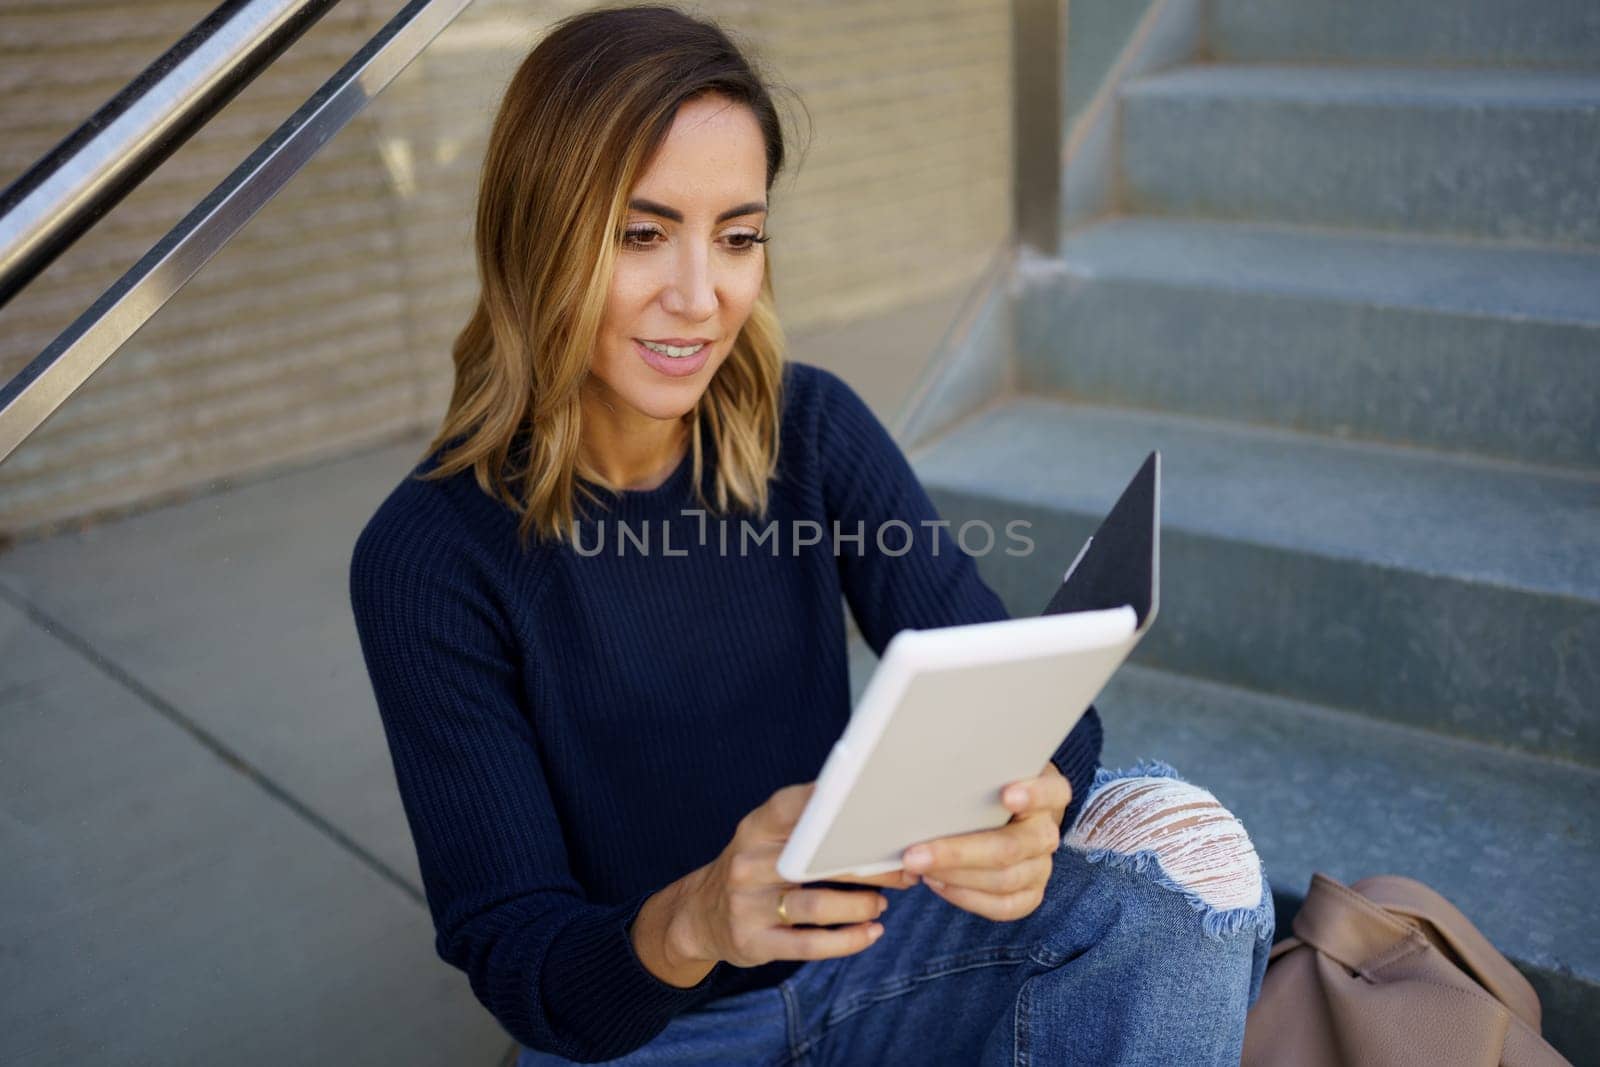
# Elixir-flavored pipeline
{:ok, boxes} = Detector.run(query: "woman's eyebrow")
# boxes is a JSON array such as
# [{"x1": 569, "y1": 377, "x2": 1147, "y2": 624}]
[{"x1": 628, "y1": 198, "x2": 768, "y2": 223}]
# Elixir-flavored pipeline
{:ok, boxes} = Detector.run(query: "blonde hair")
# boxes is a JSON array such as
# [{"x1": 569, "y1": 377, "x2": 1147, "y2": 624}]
[{"x1": 419, "y1": 5, "x2": 798, "y2": 549}]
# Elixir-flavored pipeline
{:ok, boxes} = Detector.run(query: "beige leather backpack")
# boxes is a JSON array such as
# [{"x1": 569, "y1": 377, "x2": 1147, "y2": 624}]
[{"x1": 1242, "y1": 873, "x2": 1571, "y2": 1067}]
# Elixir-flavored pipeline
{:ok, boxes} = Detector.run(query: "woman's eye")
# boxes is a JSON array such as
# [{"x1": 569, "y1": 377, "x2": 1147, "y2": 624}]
[
  {"x1": 622, "y1": 227, "x2": 662, "y2": 249},
  {"x1": 724, "y1": 232, "x2": 769, "y2": 253},
  {"x1": 620, "y1": 227, "x2": 769, "y2": 252}
]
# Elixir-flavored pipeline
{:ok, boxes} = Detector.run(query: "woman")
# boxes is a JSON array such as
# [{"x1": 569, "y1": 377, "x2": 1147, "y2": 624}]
[{"x1": 349, "y1": 6, "x2": 1274, "y2": 1064}]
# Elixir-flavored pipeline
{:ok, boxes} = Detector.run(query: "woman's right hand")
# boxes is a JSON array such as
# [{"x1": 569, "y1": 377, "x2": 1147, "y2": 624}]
[{"x1": 671, "y1": 782, "x2": 918, "y2": 969}]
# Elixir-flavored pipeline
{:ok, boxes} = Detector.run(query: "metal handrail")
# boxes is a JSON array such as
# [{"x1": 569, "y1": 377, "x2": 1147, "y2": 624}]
[
  {"x1": 0, "y1": 0, "x2": 475, "y2": 465},
  {"x1": 0, "y1": 0, "x2": 338, "y2": 309}
]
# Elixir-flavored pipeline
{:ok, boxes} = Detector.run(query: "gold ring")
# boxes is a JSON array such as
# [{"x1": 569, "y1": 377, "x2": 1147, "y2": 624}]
[{"x1": 776, "y1": 890, "x2": 793, "y2": 925}]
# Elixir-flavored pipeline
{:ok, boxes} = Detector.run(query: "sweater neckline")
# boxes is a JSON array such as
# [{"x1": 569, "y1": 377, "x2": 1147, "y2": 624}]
[
  {"x1": 617, "y1": 447, "x2": 692, "y2": 500},
  {"x1": 579, "y1": 446, "x2": 696, "y2": 511}
]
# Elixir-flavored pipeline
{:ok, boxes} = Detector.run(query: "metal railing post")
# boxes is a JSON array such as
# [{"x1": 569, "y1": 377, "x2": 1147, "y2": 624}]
[
  {"x1": 1013, "y1": 0, "x2": 1066, "y2": 258},
  {"x1": 0, "y1": 0, "x2": 475, "y2": 465},
  {"x1": 0, "y1": 0, "x2": 339, "y2": 309}
]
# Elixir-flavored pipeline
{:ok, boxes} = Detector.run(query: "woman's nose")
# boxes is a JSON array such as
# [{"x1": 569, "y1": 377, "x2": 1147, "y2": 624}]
[{"x1": 661, "y1": 245, "x2": 717, "y2": 321}]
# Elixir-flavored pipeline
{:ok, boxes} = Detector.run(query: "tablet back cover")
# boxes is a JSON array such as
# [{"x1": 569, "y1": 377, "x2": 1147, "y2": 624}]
[
  {"x1": 780, "y1": 453, "x2": 1161, "y2": 881},
  {"x1": 1042, "y1": 451, "x2": 1159, "y2": 630},
  {"x1": 793, "y1": 613, "x2": 1137, "y2": 880}
]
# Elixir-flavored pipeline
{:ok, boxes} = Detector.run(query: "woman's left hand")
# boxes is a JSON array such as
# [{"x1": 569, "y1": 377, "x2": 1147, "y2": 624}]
[{"x1": 900, "y1": 761, "x2": 1070, "y2": 921}]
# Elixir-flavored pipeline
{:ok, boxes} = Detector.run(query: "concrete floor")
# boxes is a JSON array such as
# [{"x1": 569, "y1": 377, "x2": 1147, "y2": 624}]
[{"x1": 0, "y1": 291, "x2": 964, "y2": 1066}]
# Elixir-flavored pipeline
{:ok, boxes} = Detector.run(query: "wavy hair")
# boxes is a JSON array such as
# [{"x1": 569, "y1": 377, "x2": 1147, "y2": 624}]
[{"x1": 418, "y1": 4, "x2": 798, "y2": 549}]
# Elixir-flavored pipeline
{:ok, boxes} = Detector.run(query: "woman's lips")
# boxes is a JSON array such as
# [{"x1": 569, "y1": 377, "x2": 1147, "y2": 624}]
[{"x1": 634, "y1": 338, "x2": 710, "y2": 378}]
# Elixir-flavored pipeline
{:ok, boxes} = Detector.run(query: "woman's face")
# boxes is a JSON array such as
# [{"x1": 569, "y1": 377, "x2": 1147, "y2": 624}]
[{"x1": 587, "y1": 93, "x2": 770, "y2": 425}]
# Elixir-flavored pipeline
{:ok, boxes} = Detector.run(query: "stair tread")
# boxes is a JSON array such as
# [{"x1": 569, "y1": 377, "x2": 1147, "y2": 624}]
[
  {"x1": 910, "y1": 398, "x2": 1600, "y2": 601},
  {"x1": 1099, "y1": 663, "x2": 1600, "y2": 985},
  {"x1": 1124, "y1": 63, "x2": 1600, "y2": 108},
  {"x1": 1060, "y1": 218, "x2": 1600, "y2": 326},
  {"x1": 1209, "y1": 0, "x2": 1600, "y2": 72}
]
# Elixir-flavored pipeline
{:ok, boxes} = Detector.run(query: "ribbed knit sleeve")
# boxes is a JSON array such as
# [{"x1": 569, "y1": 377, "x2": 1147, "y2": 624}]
[
  {"x1": 812, "y1": 367, "x2": 1103, "y2": 829},
  {"x1": 348, "y1": 497, "x2": 726, "y2": 1063}
]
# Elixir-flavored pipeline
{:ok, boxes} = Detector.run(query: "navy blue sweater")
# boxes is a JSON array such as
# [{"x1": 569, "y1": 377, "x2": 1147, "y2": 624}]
[{"x1": 348, "y1": 361, "x2": 1103, "y2": 1062}]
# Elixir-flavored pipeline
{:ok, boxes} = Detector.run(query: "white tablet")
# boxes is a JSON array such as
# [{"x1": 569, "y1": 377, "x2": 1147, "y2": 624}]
[{"x1": 776, "y1": 451, "x2": 1160, "y2": 884}]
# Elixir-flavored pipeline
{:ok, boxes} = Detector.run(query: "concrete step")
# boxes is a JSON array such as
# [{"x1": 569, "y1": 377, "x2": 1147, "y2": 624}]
[
  {"x1": 909, "y1": 397, "x2": 1600, "y2": 766},
  {"x1": 1101, "y1": 666, "x2": 1600, "y2": 1064},
  {"x1": 844, "y1": 640, "x2": 1599, "y2": 1061},
  {"x1": 1211, "y1": 0, "x2": 1600, "y2": 69},
  {"x1": 1119, "y1": 65, "x2": 1600, "y2": 248},
  {"x1": 1018, "y1": 217, "x2": 1600, "y2": 472},
  {"x1": 0, "y1": 596, "x2": 507, "y2": 1065}
]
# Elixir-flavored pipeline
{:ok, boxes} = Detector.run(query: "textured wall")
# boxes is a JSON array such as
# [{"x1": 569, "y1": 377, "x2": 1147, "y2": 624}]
[{"x1": 0, "y1": 0, "x2": 1013, "y2": 541}]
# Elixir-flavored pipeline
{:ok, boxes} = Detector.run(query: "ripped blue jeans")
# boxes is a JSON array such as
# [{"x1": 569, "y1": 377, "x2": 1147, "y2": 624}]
[{"x1": 518, "y1": 761, "x2": 1275, "y2": 1066}]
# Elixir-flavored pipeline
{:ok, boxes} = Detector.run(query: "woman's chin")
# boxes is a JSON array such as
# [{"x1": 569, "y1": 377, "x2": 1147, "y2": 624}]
[
  {"x1": 616, "y1": 383, "x2": 705, "y2": 423},
  {"x1": 626, "y1": 356, "x2": 725, "y2": 413}
]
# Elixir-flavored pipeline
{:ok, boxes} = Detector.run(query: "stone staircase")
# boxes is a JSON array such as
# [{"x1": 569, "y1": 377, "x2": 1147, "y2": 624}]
[{"x1": 861, "y1": 3, "x2": 1600, "y2": 1059}]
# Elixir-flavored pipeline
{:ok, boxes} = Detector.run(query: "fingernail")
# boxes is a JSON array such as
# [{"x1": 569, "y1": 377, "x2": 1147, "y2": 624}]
[
  {"x1": 904, "y1": 847, "x2": 931, "y2": 869},
  {"x1": 868, "y1": 923, "x2": 884, "y2": 939},
  {"x1": 925, "y1": 877, "x2": 946, "y2": 890},
  {"x1": 1006, "y1": 787, "x2": 1026, "y2": 806}
]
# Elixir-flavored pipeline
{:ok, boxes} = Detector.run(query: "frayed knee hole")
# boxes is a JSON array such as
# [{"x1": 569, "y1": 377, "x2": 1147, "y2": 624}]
[{"x1": 1066, "y1": 776, "x2": 1263, "y2": 911}]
